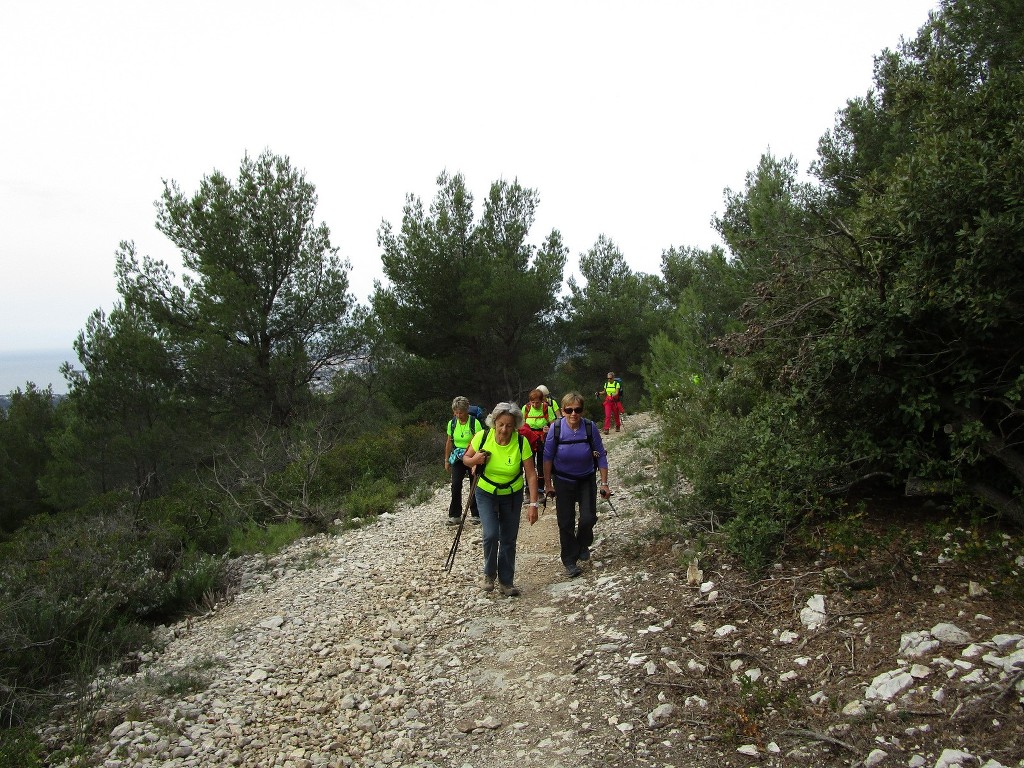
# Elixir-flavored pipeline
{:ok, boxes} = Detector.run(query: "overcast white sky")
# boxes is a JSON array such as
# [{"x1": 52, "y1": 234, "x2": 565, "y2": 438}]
[{"x1": 1, "y1": 0, "x2": 938, "y2": 355}]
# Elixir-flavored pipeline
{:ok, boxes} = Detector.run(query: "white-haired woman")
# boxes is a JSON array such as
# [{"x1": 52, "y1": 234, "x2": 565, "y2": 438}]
[
  {"x1": 536, "y1": 384, "x2": 560, "y2": 417},
  {"x1": 462, "y1": 402, "x2": 540, "y2": 596}
]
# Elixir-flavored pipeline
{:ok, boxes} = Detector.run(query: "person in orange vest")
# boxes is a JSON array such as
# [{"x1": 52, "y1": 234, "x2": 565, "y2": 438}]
[{"x1": 599, "y1": 371, "x2": 622, "y2": 435}]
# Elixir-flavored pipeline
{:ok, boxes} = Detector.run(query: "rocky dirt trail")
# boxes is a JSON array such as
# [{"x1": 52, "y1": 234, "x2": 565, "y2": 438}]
[{"x1": 39, "y1": 412, "x2": 1024, "y2": 768}]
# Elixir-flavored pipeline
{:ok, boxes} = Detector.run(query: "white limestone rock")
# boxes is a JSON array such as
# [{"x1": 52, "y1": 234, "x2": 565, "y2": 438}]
[{"x1": 800, "y1": 594, "x2": 827, "y2": 629}]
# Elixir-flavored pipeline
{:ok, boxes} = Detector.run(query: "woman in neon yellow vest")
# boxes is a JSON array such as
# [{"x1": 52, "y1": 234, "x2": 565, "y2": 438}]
[
  {"x1": 462, "y1": 402, "x2": 540, "y2": 597},
  {"x1": 444, "y1": 396, "x2": 481, "y2": 526},
  {"x1": 521, "y1": 388, "x2": 557, "y2": 493},
  {"x1": 601, "y1": 371, "x2": 622, "y2": 434}
]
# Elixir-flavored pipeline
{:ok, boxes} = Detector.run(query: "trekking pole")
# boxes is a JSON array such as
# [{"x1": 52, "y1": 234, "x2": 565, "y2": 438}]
[
  {"x1": 443, "y1": 459, "x2": 484, "y2": 573},
  {"x1": 600, "y1": 487, "x2": 618, "y2": 515}
]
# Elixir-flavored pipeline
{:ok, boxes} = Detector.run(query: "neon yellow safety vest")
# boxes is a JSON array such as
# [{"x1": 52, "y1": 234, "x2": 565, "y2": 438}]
[
  {"x1": 604, "y1": 381, "x2": 620, "y2": 398},
  {"x1": 471, "y1": 429, "x2": 532, "y2": 495},
  {"x1": 447, "y1": 415, "x2": 480, "y2": 449},
  {"x1": 522, "y1": 402, "x2": 555, "y2": 430}
]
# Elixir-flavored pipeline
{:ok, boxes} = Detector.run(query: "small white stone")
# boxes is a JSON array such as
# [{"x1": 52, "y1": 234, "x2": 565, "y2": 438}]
[
  {"x1": 931, "y1": 623, "x2": 971, "y2": 644},
  {"x1": 842, "y1": 701, "x2": 867, "y2": 716},
  {"x1": 935, "y1": 748, "x2": 977, "y2": 768}
]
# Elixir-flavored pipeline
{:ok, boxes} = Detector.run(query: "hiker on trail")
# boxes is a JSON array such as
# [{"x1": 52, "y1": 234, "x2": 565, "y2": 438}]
[
  {"x1": 542, "y1": 391, "x2": 609, "y2": 578},
  {"x1": 444, "y1": 396, "x2": 481, "y2": 526},
  {"x1": 521, "y1": 388, "x2": 557, "y2": 493},
  {"x1": 599, "y1": 371, "x2": 622, "y2": 435},
  {"x1": 536, "y1": 384, "x2": 560, "y2": 417},
  {"x1": 462, "y1": 402, "x2": 540, "y2": 597}
]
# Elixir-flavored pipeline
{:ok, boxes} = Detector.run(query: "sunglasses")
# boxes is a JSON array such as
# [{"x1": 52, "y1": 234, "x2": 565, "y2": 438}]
[{"x1": 563, "y1": 406, "x2": 583, "y2": 414}]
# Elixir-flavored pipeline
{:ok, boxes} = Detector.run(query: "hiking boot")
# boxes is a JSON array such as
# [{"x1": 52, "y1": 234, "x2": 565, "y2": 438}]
[
  {"x1": 470, "y1": 516, "x2": 481, "y2": 525},
  {"x1": 499, "y1": 583, "x2": 521, "y2": 597},
  {"x1": 565, "y1": 564, "x2": 583, "y2": 578},
  {"x1": 446, "y1": 516, "x2": 461, "y2": 526},
  {"x1": 578, "y1": 547, "x2": 590, "y2": 561},
  {"x1": 615, "y1": 426, "x2": 620, "y2": 432},
  {"x1": 604, "y1": 430, "x2": 609, "y2": 435},
  {"x1": 481, "y1": 575, "x2": 495, "y2": 592}
]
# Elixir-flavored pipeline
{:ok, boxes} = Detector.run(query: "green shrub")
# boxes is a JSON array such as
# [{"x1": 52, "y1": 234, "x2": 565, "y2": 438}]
[
  {"x1": 344, "y1": 478, "x2": 398, "y2": 520},
  {"x1": 658, "y1": 384, "x2": 839, "y2": 571},
  {"x1": 0, "y1": 495, "x2": 229, "y2": 724},
  {"x1": 317, "y1": 423, "x2": 441, "y2": 498},
  {"x1": 154, "y1": 549, "x2": 226, "y2": 616},
  {"x1": 139, "y1": 483, "x2": 238, "y2": 558},
  {"x1": 228, "y1": 520, "x2": 307, "y2": 556},
  {"x1": 0, "y1": 726, "x2": 43, "y2": 767}
]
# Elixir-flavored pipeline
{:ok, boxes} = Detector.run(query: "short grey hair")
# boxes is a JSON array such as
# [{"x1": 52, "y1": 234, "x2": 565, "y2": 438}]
[
  {"x1": 451, "y1": 396, "x2": 470, "y2": 412},
  {"x1": 486, "y1": 401, "x2": 525, "y2": 429}
]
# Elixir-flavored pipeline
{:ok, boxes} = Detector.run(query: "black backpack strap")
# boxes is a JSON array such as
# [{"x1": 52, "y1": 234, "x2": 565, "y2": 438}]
[
  {"x1": 478, "y1": 429, "x2": 527, "y2": 490},
  {"x1": 585, "y1": 419, "x2": 598, "y2": 471},
  {"x1": 451, "y1": 415, "x2": 480, "y2": 435}
]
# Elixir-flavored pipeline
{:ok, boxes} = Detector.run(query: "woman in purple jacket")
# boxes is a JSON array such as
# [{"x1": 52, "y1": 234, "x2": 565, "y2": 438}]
[{"x1": 541, "y1": 391, "x2": 609, "y2": 578}]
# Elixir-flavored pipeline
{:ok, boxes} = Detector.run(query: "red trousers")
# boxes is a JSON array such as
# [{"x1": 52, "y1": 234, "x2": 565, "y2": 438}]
[{"x1": 603, "y1": 397, "x2": 621, "y2": 432}]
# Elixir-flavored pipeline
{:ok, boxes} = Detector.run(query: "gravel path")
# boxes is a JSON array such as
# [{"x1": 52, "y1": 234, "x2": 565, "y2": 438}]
[{"x1": 41, "y1": 414, "x2": 668, "y2": 768}]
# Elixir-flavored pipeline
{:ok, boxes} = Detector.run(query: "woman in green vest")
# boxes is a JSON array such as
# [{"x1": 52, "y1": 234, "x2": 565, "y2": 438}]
[
  {"x1": 462, "y1": 402, "x2": 540, "y2": 596},
  {"x1": 521, "y1": 388, "x2": 557, "y2": 492},
  {"x1": 600, "y1": 371, "x2": 622, "y2": 435},
  {"x1": 444, "y1": 396, "x2": 481, "y2": 525}
]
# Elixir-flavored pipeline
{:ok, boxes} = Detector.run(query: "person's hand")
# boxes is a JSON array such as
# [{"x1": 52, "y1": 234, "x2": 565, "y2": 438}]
[
  {"x1": 445, "y1": 462, "x2": 452, "y2": 473},
  {"x1": 527, "y1": 506, "x2": 539, "y2": 525},
  {"x1": 545, "y1": 486, "x2": 556, "y2": 497},
  {"x1": 600, "y1": 483, "x2": 611, "y2": 499}
]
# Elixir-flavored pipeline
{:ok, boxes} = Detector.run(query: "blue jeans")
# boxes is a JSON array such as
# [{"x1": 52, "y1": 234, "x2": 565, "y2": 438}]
[{"x1": 474, "y1": 487, "x2": 523, "y2": 587}]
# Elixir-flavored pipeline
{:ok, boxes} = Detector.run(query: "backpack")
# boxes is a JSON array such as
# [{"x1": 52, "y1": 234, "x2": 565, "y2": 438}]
[
  {"x1": 448, "y1": 414, "x2": 482, "y2": 436},
  {"x1": 550, "y1": 418, "x2": 599, "y2": 480},
  {"x1": 468, "y1": 404, "x2": 485, "y2": 421},
  {"x1": 477, "y1": 427, "x2": 526, "y2": 492},
  {"x1": 524, "y1": 401, "x2": 549, "y2": 420},
  {"x1": 520, "y1": 402, "x2": 553, "y2": 450}
]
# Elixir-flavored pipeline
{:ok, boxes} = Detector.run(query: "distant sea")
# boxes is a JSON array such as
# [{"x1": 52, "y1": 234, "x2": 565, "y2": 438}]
[{"x1": 0, "y1": 349, "x2": 77, "y2": 396}]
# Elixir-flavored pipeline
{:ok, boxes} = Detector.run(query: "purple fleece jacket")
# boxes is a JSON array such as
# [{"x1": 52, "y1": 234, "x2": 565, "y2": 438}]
[{"x1": 542, "y1": 418, "x2": 608, "y2": 480}]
